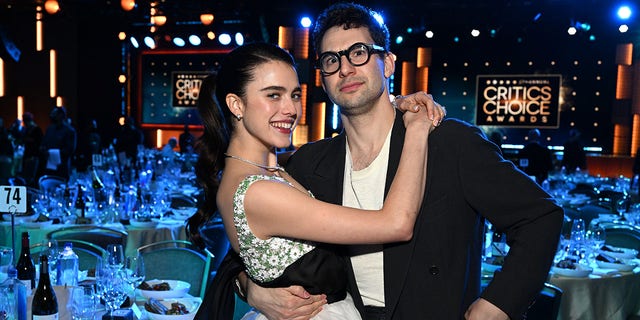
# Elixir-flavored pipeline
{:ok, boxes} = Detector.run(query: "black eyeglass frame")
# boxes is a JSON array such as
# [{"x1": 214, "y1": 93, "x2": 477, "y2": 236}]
[{"x1": 315, "y1": 42, "x2": 387, "y2": 76}]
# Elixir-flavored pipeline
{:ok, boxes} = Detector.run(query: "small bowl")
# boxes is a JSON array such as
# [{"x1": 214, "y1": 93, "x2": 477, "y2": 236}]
[
  {"x1": 145, "y1": 298, "x2": 201, "y2": 320},
  {"x1": 140, "y1": 280, "x2": 191, "y2": 299}
]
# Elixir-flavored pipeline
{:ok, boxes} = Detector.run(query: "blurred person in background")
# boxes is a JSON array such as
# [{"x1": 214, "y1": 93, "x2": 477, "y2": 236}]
[
  {"x1": 75, "y1": 118, "x2": 102, "y2": 171},
  {"x1": 21, "y1": 112, "x2": 43, "y2": 185},
  {"x1": 115, "y1": 116, "x2": 145, "y2": 164},
  {"x1": 561, "y1": 129, "x2": 587, "y2": 174},
  {"x1": 179, "y1": 123, "x2": 195, "y2": 154},
  {"x1": 518, "y1": 128, "x2": 553, "y2": 184},
  {"x1": 40, "y1": 106, "x2": 77, "y2": 180}
]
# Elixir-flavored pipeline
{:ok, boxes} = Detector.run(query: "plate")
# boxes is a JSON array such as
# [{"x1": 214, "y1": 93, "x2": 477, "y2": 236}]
[
  {"x1": 130, "y1": 219, "x2": 159, "y2": 228},
  {"x1": 145, "y1": 298, "x2": 201, "y2": 320},
  {"x1": 552, "y1": 264, "x2": 593, "y2": 277},
  {"x1": 600, "y1": 246, "x2": 638, "y2": 260},
  {"x1": 596, "y1": 260, "x2": 638, "y2": 272},
  {"x1": 140, "y1": 280, "x2": 191, "y2": 299}
]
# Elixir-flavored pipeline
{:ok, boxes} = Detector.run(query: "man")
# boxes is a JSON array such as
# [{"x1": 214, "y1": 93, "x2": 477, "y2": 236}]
[
  {"x1": 40, "y1": 106, "x2": 77, "y2": 180},
  {"x1": 225, "y1": 3, "x2": 563, "y2": 319},
  {"x1": 518, "y1": 128, "x2": 553, "y2": 185}
]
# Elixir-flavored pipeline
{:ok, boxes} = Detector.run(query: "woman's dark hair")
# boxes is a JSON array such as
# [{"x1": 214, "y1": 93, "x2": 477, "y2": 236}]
[
  {"x1": 311, "y1": 2, "x2": 390, "y2": 55},
  {"x1": 186, "y1": 42, "x2": 297, "y2": 248}
]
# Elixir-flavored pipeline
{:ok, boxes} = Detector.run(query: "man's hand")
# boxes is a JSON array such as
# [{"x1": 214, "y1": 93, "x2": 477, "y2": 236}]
[
  {"x1": 247, "y1": 282, "x2": 327, "y2": 320},
  {"x1": 464, "y1": 298, "x2": 509, "y2": 320},
  {"x1": 393, "y1": 92, "x2": 446, "y2": 127}
]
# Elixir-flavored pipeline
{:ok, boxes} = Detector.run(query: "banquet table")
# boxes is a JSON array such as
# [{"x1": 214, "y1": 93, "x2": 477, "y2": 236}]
[
  {"x1": 549, "y1": 264, "x2": 640, "y2": 320},
  {"x1": 0, "y1": 219, "x2": 188, "y2": 259}
]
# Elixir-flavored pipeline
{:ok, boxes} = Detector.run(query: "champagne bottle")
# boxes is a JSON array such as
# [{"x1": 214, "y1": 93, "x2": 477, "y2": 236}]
[
  {"x1": 16, "y1": 232, "x2": 35, "y2": 290},
  {"x1": 31, "y1": 255, "x2": 58, "y2": 319}
]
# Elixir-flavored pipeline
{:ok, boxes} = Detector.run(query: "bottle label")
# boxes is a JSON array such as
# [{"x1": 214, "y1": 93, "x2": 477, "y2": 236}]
[{"x1": 33, "y1": 314, "x2": 58, "y2": 320}]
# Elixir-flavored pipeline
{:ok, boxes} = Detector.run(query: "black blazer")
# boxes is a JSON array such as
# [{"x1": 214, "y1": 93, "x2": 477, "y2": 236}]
[{"x1": 286, "y1": 114, "x2": 564, "y2": 319}]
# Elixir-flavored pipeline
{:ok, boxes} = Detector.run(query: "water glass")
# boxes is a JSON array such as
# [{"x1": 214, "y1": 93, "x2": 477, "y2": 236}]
[
  {"x1": 105, "y1": 244, "x2": 124, "y2": 270},
  {"x1": 570, "y1": 218, "x2": 586, "y2": 244},
  {"x1": 40, "y1": 239, "x2": 59, "y2": 284},
  {"x1": 68, "y1": 285, "x2": 97, "y2": 320},
  {"x1": 0, "y1": 247, "x2": 12, "y2": 283}
]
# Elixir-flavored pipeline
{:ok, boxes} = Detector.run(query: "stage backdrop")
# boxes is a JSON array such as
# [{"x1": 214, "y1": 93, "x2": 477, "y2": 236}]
[
  {"x1": 475, "y1": 74, "x2": 562, "y2": 128},
  {"x1": 137, "y1": 49, "x2": 229, "y2": 129}
]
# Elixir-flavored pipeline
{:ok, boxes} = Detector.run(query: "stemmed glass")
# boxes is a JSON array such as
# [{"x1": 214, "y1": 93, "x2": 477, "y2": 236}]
[
  {"x1": 124, "y1": 255, "x2": 145, "y2": 304},
  {"x1": 96, "y1": 268, "x2": 127, "y2": 319},
  {"x1": 587, "y1": 223, "x2": 606, "y2": 262},
  {"x1": 105, "y1": 244, "x2": 125, "y2": 270},
  {"x1": 0, "y1": 247, "x2": 12, "y2": 283},
  {"x1": 68, "y1": 285, "x2": 97, "y2": 320}
]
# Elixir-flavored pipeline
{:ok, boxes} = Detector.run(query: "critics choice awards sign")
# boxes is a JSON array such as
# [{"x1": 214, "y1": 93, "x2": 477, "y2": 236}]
[
  {"x1": 475, "y1": 75, "x2": 561, "y2": 128},
  {"x1": 172, "y1": 72, "x2": 209, "y2": 107}
]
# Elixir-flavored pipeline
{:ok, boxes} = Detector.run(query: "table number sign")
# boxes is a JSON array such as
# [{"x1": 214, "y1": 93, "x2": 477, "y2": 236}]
[{"x1": 0, "y1": 185, "x2": 27, "y2": 214}]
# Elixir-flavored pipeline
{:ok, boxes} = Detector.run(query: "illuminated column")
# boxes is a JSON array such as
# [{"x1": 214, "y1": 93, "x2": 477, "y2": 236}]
[
  {"x1": 613, "y1": 43, "x2": 634, "y2": 155},
  {"x1": 278, "y1": 27, "x2": 294, "y2": 52},
  {"x1": 401, "y1": 62, "x2": 416, "y2": 96},
  {"x1": 0, "y1": 58, "x2": 4, "y2": 97},
  {"x1": 632, "y1": 62, "x2": 640, "y2": 156},
  {"x1": 50, "y1": 50, "x2": 57, "y2": 98},
  {"x1": 36, "y1": 6, "x2": 44, "y2": 51},
  {"x1": 310, "y1": 102, "x2": 326, "y2": 142},
  {"x1": 416, "y1": 47, "x2": 431, "y2": 92}
]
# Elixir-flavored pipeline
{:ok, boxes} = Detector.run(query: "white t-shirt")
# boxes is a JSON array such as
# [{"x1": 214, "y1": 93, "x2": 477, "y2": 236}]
[{"x1": 342, "y1": 129, "x2": 392, "y2": 307}]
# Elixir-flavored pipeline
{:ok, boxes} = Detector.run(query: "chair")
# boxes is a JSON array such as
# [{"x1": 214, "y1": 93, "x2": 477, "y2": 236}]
[
  {"x1": 523, "y1": 283, "x2": 563, "y2": 320},
  {"x1": 600, "y1": 222, "x2": 640, "y2": 252},
  {"x1": 170, "y1": 193, "x2": 197, "y2": 209},
  {"x1": 198, "y1": 217, "x2": 230, "y2": 271},
  {"x1": 31, "y1": 239, "x2": 107, "y2": 272},
  {"x1": 137, "y1": 240, "x2": 213, "y2": 299},
  {"x1": 47, "y1": 225, "x2": 128, "y2": 251},
  {"x1": 38, "y1": 175, "x2": 66, "y2": 195}
]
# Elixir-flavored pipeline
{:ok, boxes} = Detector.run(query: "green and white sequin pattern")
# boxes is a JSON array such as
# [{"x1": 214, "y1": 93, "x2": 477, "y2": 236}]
[{"x1": 234, "y1": 175, "x2": 315, "y2": 282}]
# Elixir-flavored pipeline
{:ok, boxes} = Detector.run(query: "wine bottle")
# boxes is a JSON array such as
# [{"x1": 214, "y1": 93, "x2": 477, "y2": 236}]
[
  {"x1": 16, "y1": 232, "x2": 35, "y2": 290},
  {"x1": 31, "y1": 255, "x2": 58, "y2": 319},
  {"x1": 74, "y1": 185, "x2": 85, "y2": 218}
]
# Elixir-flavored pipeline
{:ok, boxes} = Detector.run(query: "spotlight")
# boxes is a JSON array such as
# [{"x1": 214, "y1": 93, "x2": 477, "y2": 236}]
[
  {"x1": 173, "y1": 37, "x2": 185, "y2": 47},
  {"x1": 300, "y1": 17, "x2": 312, "y2": 28},
  {"x1": 619, "y1": 24, "x2": 629, "y2": 33},
  {"x1": 188, "y1": 35, "x2": 201, "y2": 46},
  {"x1": 130, "y1": 36, "x2": 139, "y2": 48},
  {"x1": 200, "y1": 13, "x2": 214, "y2": 25},
  {"x1": 235, "y1": 32, "x2": 244, "y2": 46},
  {"x1": 470, "y1": 29, "x2": 480, "y2": 37},
  {"x1": 207, "y1": 31, "x2": 215, "y2": 40},
  {"x1": 567, "y1": 26, "x2": 577, "y2": 35},
  {"x1": 121, "y1": 0, "x2": 135, "y2": 11},
  {"x1": 395, "y1": 35, "x2": 403, "y2": 44},
  {"x1": 143, "y1": 36, "x2": 156, "y2": 49},
  {"x1": 219, "y1": 33, "x2": 231, "y2": 45},
  {"x1": 490, "y1": 29, "x2": 497, "y2": 37},
  {"x1": 425, "y1": 30, "x2": 434, "y2": 39},
  {"x1": 617, "y1": 5, "x2": 632, "y2": 20},
  {"x1": 533, "y1": 12, "x2": 542, "y2": 22},
  {"x1": 44, "y1": 0, "x2": 60, "y2": 14}
]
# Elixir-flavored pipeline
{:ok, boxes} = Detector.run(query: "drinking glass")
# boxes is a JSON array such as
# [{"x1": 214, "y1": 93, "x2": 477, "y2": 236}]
[
  {"x1": 0, "y1": 247, "x2": 12, "y2": 283},
  {"x1": 40, "y1": 239, "x2": 58, "y2": 284},
  {"x1": 124, "y1": 255, "x2": 145, "y2": 302},
  {"x1": 105, "y1": 244, "x2": 124, "y2": 270},
  {"x1": 68, "y1": 285, "x2": 97, "y2": 320},
  {"x1": 588, "y1": 223, "x2": 606, "y2": 259},
  {"x1": 96, "y1": 268, "x2": 127, "y2": 318},
  {"x1": 570, "y1": 218, "x2": 586, "y2": 244}
]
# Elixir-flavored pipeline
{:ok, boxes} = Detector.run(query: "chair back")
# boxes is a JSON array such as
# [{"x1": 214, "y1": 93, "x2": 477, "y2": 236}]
[
  {"x1": 47, "y1": 225, "x2": 128, "y2": 251},
  {"x1": 523, "y1": 283, "x2": 563, "y2": 320},
  {"x1": 198, "y1": 218, "x2": 230, "y2": 270},
  {"x1": 137, "y1": 240, "x2": 213, "y2": 298},
  {"x1": 31, "y1": 239, "x2": 107, "y2": 272},
  {"x1": 600, "y1": 222, "x2": 640, "y2": 252},
  {"x1": 170, "y1": 193, "x2": 197, "y2": 209},
  {"x1": 38, "y1": 175, "x2": 66, "y2": 195}
]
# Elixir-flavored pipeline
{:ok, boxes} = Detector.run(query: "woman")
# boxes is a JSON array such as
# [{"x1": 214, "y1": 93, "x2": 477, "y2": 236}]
[{"x1": 188, "y1": 42, "x2": 436, "y2": 319}]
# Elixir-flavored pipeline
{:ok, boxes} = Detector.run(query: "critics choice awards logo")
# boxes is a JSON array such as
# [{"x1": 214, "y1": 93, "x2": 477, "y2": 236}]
[
  {"x1": 172, "y1": 72, "x2": 210, "y2": 107},
  {"x1": 475, "y1": 75, "x2": 561, "y2": 128}
]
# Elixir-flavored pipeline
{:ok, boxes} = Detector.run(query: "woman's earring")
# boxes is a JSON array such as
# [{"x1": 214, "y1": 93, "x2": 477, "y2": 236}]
[{"x1": 235, "y1": 114, "x2": 243, "y2": 121}]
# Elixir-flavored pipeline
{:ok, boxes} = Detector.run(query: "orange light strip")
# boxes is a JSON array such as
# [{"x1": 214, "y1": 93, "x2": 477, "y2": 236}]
[
  {"x1": 0, "y1": 58, "x2": 4, "y2": 97},
  {"x1": 36, "y1": 6, "x2": 43, "y2": 51},
  {"x1": 50, "y1": 50, "x2": 57, "y2": 97}
]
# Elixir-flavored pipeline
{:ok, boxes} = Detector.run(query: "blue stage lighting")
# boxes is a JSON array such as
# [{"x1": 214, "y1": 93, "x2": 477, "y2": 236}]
[
  {"x1": 173, "y1": 37, "x2": 185, "y2": 47},
  {"x1": 189, "y1": 35, "x2": 201, "y2": 46},
  {"x1": 129, "y1": 36, "x2": 139, "y2": 48},
  {"x1": 235, "y1": 33, "x2": 244, "y2": 46},
  {"x1": 395, "y1": 35, "x2": 403, "y2": 44},
  {"x1": 617, "y1": 5, "x2": 632, "y2": 20},
  {"x1": 300, "y1": 17, "x2": 312, "y2": 28},
  {"x1": 219, "y1": 33, "x2": 232, "y2": 45},
  {"x1": 143, "y1": 36, "x2": 155, "y2": 49}
]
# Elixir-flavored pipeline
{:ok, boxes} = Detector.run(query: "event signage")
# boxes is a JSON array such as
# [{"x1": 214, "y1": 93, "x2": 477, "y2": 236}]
[
  {"x1": 475, "y1": 74, "x2": 561, "y2": 128},
  {"x1": 172, "y1": 72, "x2": 210, "y2": 107}
]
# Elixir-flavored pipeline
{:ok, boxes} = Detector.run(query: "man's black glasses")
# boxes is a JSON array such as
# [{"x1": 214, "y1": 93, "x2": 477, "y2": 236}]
[{"x1": 315, "y1": 42, "x2": 386, "y2": 76}]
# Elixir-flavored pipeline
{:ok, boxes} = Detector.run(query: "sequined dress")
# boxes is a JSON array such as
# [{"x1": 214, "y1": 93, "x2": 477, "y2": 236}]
[{"x1": 234, "y1": 175, "x2": 361, "y2": 320}]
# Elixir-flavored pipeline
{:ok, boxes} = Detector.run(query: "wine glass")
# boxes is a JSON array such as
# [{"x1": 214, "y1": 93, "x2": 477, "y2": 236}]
[
  {"x1": 68, "y1": 285, "x2": 97, "y2": 320},
  {"x1": 0, "y1": 247, "x2": 12, "y2": 283},
  {"x1": 105, "y1": 244, "x2": 124, "y2": 270},
  {"x1": 96, "y1": 268, "x2": 127, "y2": 318},
  {"x1": 124, "y1": 255, "x2": 145, "y2": 303},
  {"x1": 588, "y1": 223, "x2": 606, "y2": 262}
]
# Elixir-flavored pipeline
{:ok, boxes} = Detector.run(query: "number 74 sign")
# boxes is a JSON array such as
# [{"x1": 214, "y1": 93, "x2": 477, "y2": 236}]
[{"x1": 0, "y1": 186, "x2": 27, "y2": 214}]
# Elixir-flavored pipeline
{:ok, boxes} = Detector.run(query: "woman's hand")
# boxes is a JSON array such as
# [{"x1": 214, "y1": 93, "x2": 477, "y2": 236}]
[{"x1": 393, "y1": 92, "x2": 446, "y2": 127}]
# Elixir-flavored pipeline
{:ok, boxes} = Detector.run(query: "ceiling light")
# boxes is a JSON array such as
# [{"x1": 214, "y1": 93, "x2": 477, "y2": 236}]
[{"x1": 200, "y1": 14, "x2": 214, "y2": 25}]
